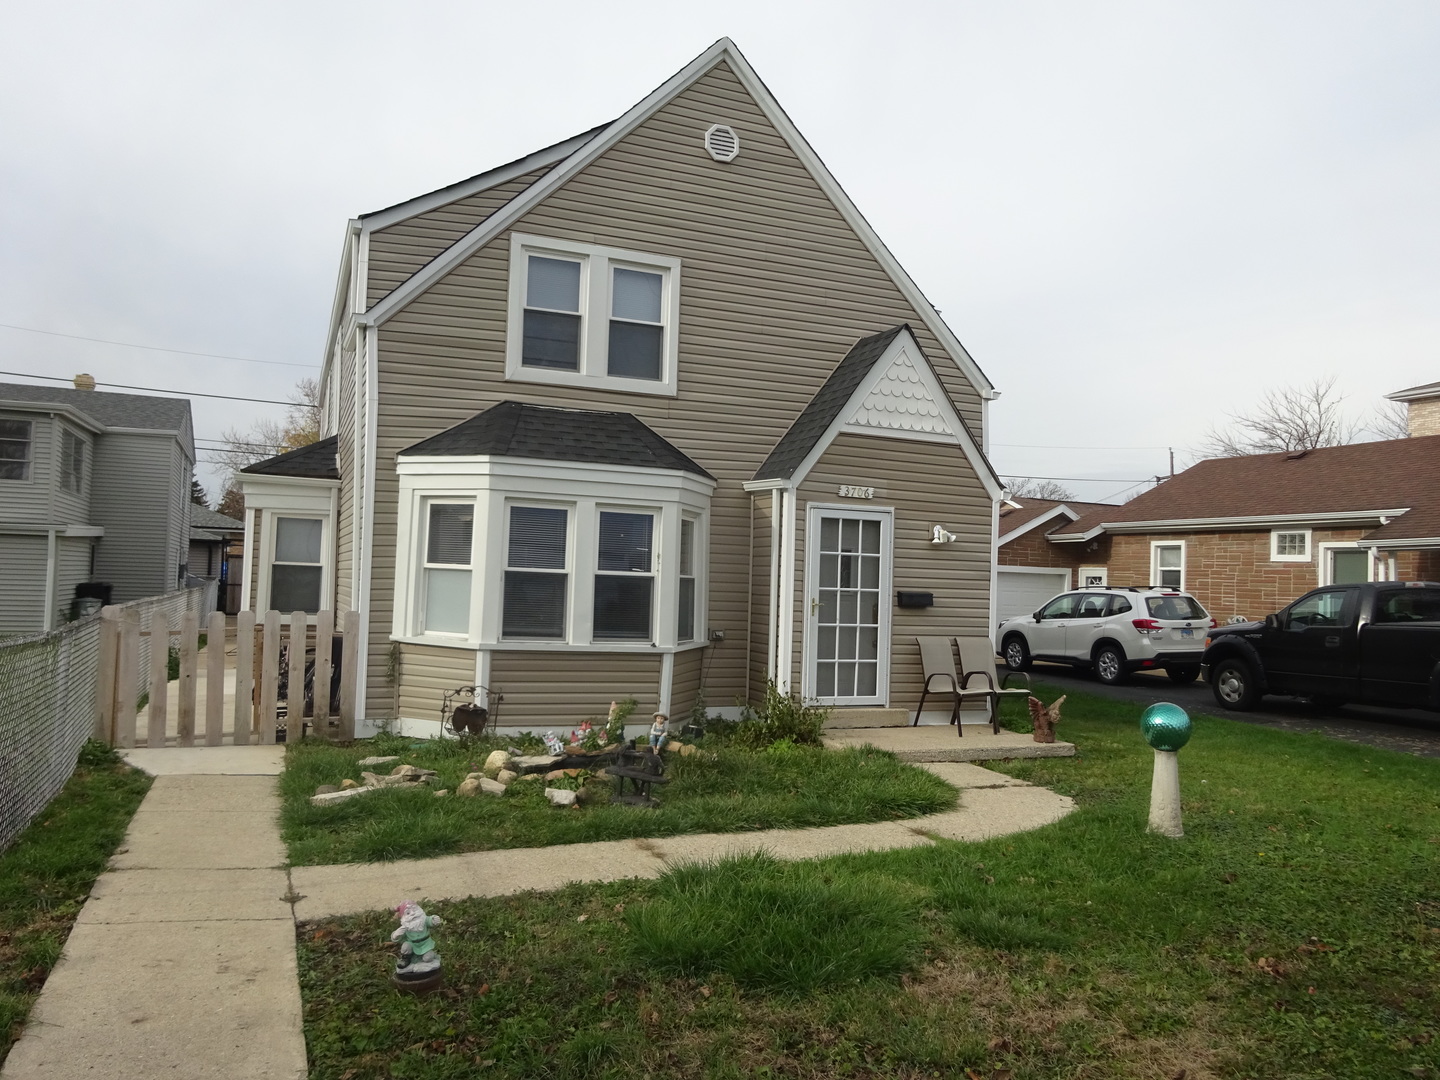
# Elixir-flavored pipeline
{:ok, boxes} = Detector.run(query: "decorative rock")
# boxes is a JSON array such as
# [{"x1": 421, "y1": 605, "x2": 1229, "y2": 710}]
[
  {"x1": 496, "y1": 769, "x2": 518, "y2": 786},
  {"x1": 339, "y1": 778, "x2": 359, "y2": 790},
  {"x1": 545, "y1": 788, "x2": 578, "y2": 807},
  {"x1": 433, "y1": 789, "x2": 448, "y2": 797},
  {"x1": 478, "y1": 778, "x2": 506, "y2": 796},
  {"x1": 677, "y1": 743, "x2": 697, "y2": 757},
  {"x1": 512, "y1": 754, "x2": 564, "y2": 774},
  {"x1": 456, "y1": 777, "x2": 482, "y2": 797},
  {"x1": 357, "y1": 755, "x2": 400, "y2": 767},
  {"x1": 482, "y1": 750, "x2": 511, "y2": 779},
  {"x1": 310, "y1": 786, "x2": 378, "y2": 806},
  {"x1": 313, "y1": 784, "x2": 339, "y2": 796}
]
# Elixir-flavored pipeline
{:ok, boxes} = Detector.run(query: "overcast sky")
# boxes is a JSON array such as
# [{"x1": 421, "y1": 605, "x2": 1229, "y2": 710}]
[{"x1": 2, "y1": 0, "x2": 1437, "y2": 503}]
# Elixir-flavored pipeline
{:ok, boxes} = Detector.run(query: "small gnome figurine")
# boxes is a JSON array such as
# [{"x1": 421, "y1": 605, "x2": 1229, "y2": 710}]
[
  {"x1": 648, "y1": 712, "x2": 670, "y2": 753},
  {"x1": 391, "y1": 900, "x2": 443, "y2": 990}
]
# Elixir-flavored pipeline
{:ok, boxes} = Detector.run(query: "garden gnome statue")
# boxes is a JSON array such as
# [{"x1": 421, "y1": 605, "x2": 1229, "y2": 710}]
[
  {"x1": 649, "y1": 712, "x2": 670, "y2": 752},
  {"x1": 1140, "y1": 702, "x2": 1192, "y2": 839},
  {"x1": 391, "y1": 900, "x2": 443, "y2": 993}
]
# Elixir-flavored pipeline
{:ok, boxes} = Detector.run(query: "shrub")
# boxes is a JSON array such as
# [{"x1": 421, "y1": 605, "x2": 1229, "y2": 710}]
[{"x1": 731, "y1": 680, "x2": 828, "y2": 749}]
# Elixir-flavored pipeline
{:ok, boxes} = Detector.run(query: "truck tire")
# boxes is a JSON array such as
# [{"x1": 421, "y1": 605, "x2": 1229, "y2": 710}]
[
  {"x1": 1211, "y1": 657, "x2": 1259, "y2": 711},
  {"x1": 1167, "y1": 665, "x2": 1201, "y2": 684}
]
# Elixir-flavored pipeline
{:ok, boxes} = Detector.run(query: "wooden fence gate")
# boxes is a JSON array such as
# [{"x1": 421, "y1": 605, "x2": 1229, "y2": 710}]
[{"x1": 94, "y1": 608, "x2": 362, "y2": 748}]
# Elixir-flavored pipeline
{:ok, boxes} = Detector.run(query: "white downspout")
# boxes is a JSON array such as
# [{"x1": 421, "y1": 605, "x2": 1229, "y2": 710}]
[
  {"x1": 43, "y1": 527, "x2": 58, "y2": 631},
  {"x1": 776, "y1": 486, "x2": 797, "y2": 695}
]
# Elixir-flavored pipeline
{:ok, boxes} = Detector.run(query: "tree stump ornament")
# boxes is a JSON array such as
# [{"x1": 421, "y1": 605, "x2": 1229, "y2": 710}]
[
  {"x1": 1140, "y1": 702, "x2": 1192, "y2": 839},
  {"x1": 391, "y1": 900, "x2": 444, "y2": 995},
  {"x1": 1026, "y1": 694, "x2": 1065, "y2": 743}
]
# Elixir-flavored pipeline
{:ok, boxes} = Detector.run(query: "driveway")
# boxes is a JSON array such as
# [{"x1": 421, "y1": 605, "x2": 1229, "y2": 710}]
[{"x1": 1018, "y1": 661, "x2": 1440, "y2": 758}]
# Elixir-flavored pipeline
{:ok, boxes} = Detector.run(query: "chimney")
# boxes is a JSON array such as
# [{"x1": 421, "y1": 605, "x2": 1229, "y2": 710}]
[
  {"x1": 73, "y1": 373, "x2": 96, "y2": 391},
  {"x1": 1384, "y1": 381, "x2": 1440, "y2": 438}
]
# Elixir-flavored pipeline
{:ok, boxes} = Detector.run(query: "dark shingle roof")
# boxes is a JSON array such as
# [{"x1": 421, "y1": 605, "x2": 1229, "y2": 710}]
[
  {"x1": 241, "y1": 435, "x2": 340, "y2": 480},
  {"x1": 751, "y1": 327, "x2": 907, "y2": 481},
  {"x1": 998, "y1": 497, "x2": 1118, "y2": 537},
  {"x1": 1058, "y1": 435, "x2": 1440, "y2": 538},
  {"x1": 399, "y1": 402, "x2": 713, "y2": 478},
  {"x1": 0, "y1": 382, "x2": 190, "y2": 433},
  {"x1": 189, "y1": 506, "x2": 244, "y2": 531}
]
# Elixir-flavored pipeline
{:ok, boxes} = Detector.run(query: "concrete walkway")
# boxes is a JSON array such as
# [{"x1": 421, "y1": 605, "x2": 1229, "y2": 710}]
[{"x1": 2, "y1": 739, "x2": 1074, "y2": 1078}]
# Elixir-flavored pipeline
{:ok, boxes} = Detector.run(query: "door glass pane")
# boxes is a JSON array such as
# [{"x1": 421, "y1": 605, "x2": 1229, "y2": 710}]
[
  {"x1": 270, "y1": 565, "x2": 321, "y2": 613},
  {"x1": 836, "y1": 665, "x2": 856, "y2": 697},
  {"x1": 816, "y1": 663, "x2": 835, "y2": 697},
  {"x1": 527, "y1": 256, "x2": 580, "y2": 311},
  {"x1": 509, "y1": 507, "x2": 567, "y2": 569},
  {"x1": 839, "y1": 554, "x2": 855, "y2": 588},
  {"x1": 818, "y1": 626, "x2": 836, "y2": 660},
  {"x1": 1331, "y1": 550, "x2": 1369, "y2": 584},
  {"x1": 424, "y1": 568, "x2": 471, "y2": 633},
  {"x1": 503, "y1": 571, "x2": 566, "y2": 638},
  {"x1": 859, "y1": 628, "x2": 878, "y2": 660},
  {"x1": 820, "y1": 554, "x2": 838, "y2": 588},
  {"x1": 856, "y1": 663, "x2": 877, "y2": 697},
  {"x1": 275, "y1": 518, "x2": 322, "y2": 564},
  {"x1": 820, "y1": 518, "x2": 839, "y2": 549},
  {"x1": 838, "y1": 627, "x2": 857, "y2": 659},
  {"x1": 860, "y1": 555, "x2": 879, "y2": 589},
  {"x1": 611, "y1": 268, "x2": 662, "y2": 322},
  {"x1": 861, "y1": 520, "x2": 881, "y2": 554},
  {"x1": 818, "y1": 590, "x2": 837, "y2": 623},
  {"x1": 841, "y1": 519, "x2": 859, "y2": 552},
  {"x1": 838, "y1": 591, "x2": 858, "y2": 624},
  {"x1": 861, "y1": 590, "x2": 880, "y2": 623}
]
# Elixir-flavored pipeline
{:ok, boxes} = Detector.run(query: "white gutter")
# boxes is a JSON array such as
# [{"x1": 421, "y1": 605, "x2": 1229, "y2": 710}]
[
  {"x1": 354, "y1": 322, "x2": 380, "y2": 721},
  {"x1": 1048, "y1": 508, "x2": 1411, "y2": 543}
]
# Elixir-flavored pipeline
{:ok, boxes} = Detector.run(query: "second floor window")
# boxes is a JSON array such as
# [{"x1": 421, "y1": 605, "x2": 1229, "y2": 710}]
[
  {"x1": 60, "y1": 430, "x2": 84, "y2": 493},
  {"x1": 0, "y1": 419, "x2": 32, "y2": 481}
]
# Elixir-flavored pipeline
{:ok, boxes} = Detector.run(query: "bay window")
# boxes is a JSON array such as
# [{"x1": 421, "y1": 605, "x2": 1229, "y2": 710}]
[
  {"x1": 503, "y1": 506, "x2": 568, "y2": 639},
  {"x1": 507, "y1": 233, "x2": 681, "y2": 396},
  {"x1": 594, "y1": 511, "x2": 655, "y2": 640},
  {"x1": 678, "y1": 517, "x2": 697, "y2": 643}
]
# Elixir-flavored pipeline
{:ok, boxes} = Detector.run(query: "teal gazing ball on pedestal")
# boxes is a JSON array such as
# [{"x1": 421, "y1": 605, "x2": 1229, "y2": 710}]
[{"x1": 1141, "y1": 702, "x2": 1192, "y2": 751}]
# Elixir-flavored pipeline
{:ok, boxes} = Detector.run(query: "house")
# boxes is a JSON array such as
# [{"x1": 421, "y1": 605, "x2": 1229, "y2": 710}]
[
  {"x1": 995, "y1": 496, "x2": 1118, "y2": 620},
  {"x1": 188, "y1": 505, "x2": 245, "y2": 613},
  {"x1": 1045, "y1": 434, "x2": 1440, "y2": 622},
  {"x1": 0, "y1": 376, "x2": 195, "y2": 633},
  {"x1": 239, "y1": 39, "x2": 1004, "y2": 732}
]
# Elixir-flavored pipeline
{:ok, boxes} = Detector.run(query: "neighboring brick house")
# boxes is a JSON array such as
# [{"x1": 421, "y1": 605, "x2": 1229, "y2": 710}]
[
  {"x1": 1387, "y1": 379, "x2": 1440, "y2": 437},
  {"x1": 995, "y1": 497, "x2": 1116, "y2": 620},
  {"x1": 1046, "y1": 434, "x2": 1440, "y2": 622}
]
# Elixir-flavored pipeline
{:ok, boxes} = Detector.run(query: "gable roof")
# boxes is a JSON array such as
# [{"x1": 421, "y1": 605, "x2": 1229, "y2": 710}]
[
  {"x1": 0, "y1": 382, "x2": 191, "y2": 437},
  {"x1": 1054, "y1": 435, "x2": 1440, "y2": 539},
  {"x1": 190, "y1": 506, "x2": 244, "y2": 532},
  {"x1": 753, "y1": 327, "x2": 905, "y2": 480},
  {"x1": 398, "y1": 401, "x2": 714, "y2": 479},
  {"x1": 240, "y1": 435, "x2": 340, "y2": 480},
  {"x1": 356, "y1": 38, "x2": 993, "y2": 400},
  {"x1": 1386, "y1": 380, "x2": 1440, "y2": 402},
  {"x1": 998, "y1": 497, "x2": 1118, "y2": 544}
]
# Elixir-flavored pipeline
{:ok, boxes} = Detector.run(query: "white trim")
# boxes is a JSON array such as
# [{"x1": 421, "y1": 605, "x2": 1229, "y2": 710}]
[
  {"x1": 357, "y1": 322, "x2": 379, "y2": 721},
  {"x1": 1077, "y1": 566, "x2": 1107, "y2": 588},
  {"x1": 997, "y1": 564, "x2": 1074, "y2": 578},
  {"x1": 0, "y1": 400, "x2": 107, "y2": 435},
  {"x1": 240, "y1": 507, "x2": 255, "y2": 612},
  {"x1": 1050, "y1": 508, "x2": 1410, "y2": 543},
  {"x1": 1270, "y1": 527, "x2": 1312, "y2": 562},
  {"x1": 800, "y1": 503, "x2": 893, "y2": 706},
  {"x1": 504, "y1": 234, "x2": 681, "y2": 397},
  {"x1": 359, "y1": 131, "x2": 600, "y2": 232},
  {"x1": 988, "y1": 498, "x2": 1000, "y2": 634},
  {"x1": 658, "y1": 651, "x2": 675, "y2": 714},
  {"x1": 784, "y1": 328, "x2": 1003, "y2": 502},
  {"x1": 319, "y1": 222, "x2": 358, "y2": 394},
  {"x1": 777, "y1": 489, "x2": 797, "y2": 693},
  {"x1": 997, "y1": 504, "x2": 1081, "y2": 548},
  {"x1": 42, "y1": 527, "x2": 57, "y2": 632},
  {"x1": 356, "y1": 40, "x2": 994, "y2": 400},
  {"x1": 767, "y1": 488, "x2": 781, "y2": 681},
  {"x1": 1150, "y1": 540, "x2": 1186, "y2": 591}
]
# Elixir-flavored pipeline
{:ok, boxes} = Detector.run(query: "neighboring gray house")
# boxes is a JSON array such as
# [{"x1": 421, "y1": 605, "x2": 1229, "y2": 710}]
[{"x1": 0, "y1": 377, "x2": 195, "y2": 632}]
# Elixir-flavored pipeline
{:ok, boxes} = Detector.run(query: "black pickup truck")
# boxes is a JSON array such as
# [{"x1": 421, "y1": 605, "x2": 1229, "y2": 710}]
[{"x1": 1200, "y1": 581, "x2": 1440, "y2": 712}]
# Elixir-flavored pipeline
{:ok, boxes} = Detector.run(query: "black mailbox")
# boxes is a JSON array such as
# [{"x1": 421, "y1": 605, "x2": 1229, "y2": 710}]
[{"x1": 896, "y1": 591, "x2": 934, "y2": 609}]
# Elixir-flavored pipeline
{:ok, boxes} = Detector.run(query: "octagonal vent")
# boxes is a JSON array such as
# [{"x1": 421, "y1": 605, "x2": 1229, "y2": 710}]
[{"x1": 704, "y1": 124, "x2": 740, "y2": 162}]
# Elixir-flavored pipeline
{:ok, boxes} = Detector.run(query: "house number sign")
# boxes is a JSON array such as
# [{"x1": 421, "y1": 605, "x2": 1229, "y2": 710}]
[{"x1": 837, "y1": 485, "x2": 874, "y2": 499}]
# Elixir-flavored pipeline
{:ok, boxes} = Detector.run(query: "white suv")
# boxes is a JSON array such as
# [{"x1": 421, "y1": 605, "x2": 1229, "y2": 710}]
[{"x1": 997, "y1": 587, "x2": 1215, "y2": 685}]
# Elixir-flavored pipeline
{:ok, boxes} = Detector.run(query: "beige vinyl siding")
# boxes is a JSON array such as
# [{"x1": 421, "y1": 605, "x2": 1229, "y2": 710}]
[
  {"x1": 396, "y1": 642, "x2": 475, "y2": 723},
  {"x1": 51, "y1": 421, "x2": 93, "y2": 524},
  {"x1": 55, "y1": 535, "x2": 93, "y2": 622},
  {"x1": 362, "y1": 63, "x2": 990, "y2": 721},
  {"x1": 335, "y1": 337, "x2": 357, "y2": 612},
  {"x1": 0, "y1": 412, "x2": 53, "y2": 523},
  {"x1": 90, "y1": 432, "x2": 181, "y2": 603},
  {"x1": 669, "y1": 646, "x2": 706, "y2": 721},
  {"x1": 793, "y1": 433, "x2": 993, "y2": 709},
  {"x1": 749, "y1": 491, "x2": 774, "y2": 696},
  {"x1": 0, "y1": 534, "x2": 48, "y2": 633},
  {"x1": 366, "y1": 167, "x2": 553, "y2": 308},
  {"x1": 489, "y1": 652, "x2": 661, "y2": 726}
]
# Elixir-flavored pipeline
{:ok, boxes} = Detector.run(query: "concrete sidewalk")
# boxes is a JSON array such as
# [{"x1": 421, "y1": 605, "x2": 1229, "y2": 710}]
[{"x1": 0, "y1": 751, "x2": 305, "y2": 1080}]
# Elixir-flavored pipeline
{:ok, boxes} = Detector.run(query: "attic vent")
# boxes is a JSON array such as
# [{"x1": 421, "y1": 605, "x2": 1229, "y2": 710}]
[{"x1": 704, "y1": 124, "x2": 740, "y2": 162}]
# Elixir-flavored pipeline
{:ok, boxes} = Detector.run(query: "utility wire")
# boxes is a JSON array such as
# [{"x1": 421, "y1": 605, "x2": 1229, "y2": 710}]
[
  {"x1": 1002, "y1": 473, "x2": 1151, "y2": 483},
  {"x1": 0, "y1": 370, "x2": 317, "y2": 408},
  {"x1": 0, "y1": 322, "x2": 317, "y2": 368}
]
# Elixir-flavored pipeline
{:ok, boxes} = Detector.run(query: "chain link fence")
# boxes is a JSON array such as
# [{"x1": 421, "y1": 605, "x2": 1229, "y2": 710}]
[{"x1": 0, "y1": 583, "x2": 214, "y2": 854}]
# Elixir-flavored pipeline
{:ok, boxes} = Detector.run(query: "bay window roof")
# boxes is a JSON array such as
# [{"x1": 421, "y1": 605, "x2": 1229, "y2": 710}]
[{"x1": 398, "y1": 400, "x2": 713, "y2": 478}]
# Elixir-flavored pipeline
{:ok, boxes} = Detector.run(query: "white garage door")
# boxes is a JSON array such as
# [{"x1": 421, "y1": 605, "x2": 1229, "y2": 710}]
[{"x1": 996, "y1": 569, "x2": 1069, "y2": 624}]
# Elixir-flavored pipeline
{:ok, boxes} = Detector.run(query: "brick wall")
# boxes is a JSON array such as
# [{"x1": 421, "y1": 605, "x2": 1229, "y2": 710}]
[
  {"x1": 1407, "y1": 398, "x2": 1440, "y2": 437},
  {"x1": 1394, "y1": 549, "x2": 1440, "y2": 580},
  {"x1": 998, "y1": 528, "x2": 1109, "y2": 572},
  {"x1": 1106, "y1": 528, "x2": 1370, "y2": 622}
]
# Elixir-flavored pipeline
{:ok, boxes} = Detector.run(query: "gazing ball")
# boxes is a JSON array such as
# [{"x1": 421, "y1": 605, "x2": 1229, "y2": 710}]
[{"x1": 1140, "y1": 702, "x2": 1192, "y2": 752}]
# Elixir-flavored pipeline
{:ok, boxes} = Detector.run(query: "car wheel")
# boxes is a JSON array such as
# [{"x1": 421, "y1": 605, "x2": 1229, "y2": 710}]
[
  {"x1": 1167, "y1": 666, "x2": 1200, "y2": 685},
  {"x1": 1211, "y1": 657, "x2": 1259, "y2": 711},
  {"x1": 1002, "y1": 634, "x2": 1032, "y2": 672},
  {"x1": 1094, "y1": 645, "x2": 1127, "y2": 685}
]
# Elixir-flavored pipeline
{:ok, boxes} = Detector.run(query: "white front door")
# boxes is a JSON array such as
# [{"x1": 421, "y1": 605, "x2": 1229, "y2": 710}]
[{"x1": 804, "y1": 506, "x2": 893, "y2": 705}]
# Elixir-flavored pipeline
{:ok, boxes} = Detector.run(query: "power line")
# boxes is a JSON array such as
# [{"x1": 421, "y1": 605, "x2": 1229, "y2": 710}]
[
  {"x1": 1002, "y1": 473, "x2": 1151, "y2": 483},
  {"x1": 0, "y1": 321, "x2": 317, "y2": 368},
  {"x1": 993, "y1": 442, "x2": 1170, "y2": 451},
  {"x1": 0, "y1": 370, "x2": 317, "y2": 408}
]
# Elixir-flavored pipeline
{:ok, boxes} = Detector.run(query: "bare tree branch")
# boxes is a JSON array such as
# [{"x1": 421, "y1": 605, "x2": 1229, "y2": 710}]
[
  {"x1": 1199, "y1": 376, "x2": 1362, "y2": 458},
  {"x1": 1005, "y1": 477, "x2": 1076, "y2": 501},
  {"x1": 215, "y1": 378, "x2": 321, "y2": 512},
  {"x1": 1366, "y1": 398, "x2": 1410, "y2": 441}
]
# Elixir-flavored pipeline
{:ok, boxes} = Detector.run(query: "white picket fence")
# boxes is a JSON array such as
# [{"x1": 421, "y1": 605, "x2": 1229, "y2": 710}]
[{"x1": 94, "y1": 608, "x2": 362, "y2": 748}]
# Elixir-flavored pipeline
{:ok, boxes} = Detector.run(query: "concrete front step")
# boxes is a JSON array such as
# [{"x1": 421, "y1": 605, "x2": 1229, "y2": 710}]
[{"x1": 824, "y1": 707, "x2": 912, "y2": 728}]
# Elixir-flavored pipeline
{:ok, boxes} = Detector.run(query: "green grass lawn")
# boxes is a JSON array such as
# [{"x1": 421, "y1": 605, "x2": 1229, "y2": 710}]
[
  {"x1": 296, "y1": 687, "x2": 1440, "y2": 1080},
  {"x1": 281, "y1": 735, "x2": 958, "y2": 866},
  {"x1": 0, "y1": 743, "x2": 152, "y2": 1067}
]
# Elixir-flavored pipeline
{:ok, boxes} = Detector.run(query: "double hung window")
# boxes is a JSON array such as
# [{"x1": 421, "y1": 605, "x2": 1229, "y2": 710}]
[
  {"x1": 678, "y1": 517, "x2": 697, "y2": 643},
  {"x1": 270, "y1": 517, "x2": 324, "y2": 613},
  {"x1": 508, "y1": 234, "x2": 681, "y2": 396},
  {"x1": 0, "y1": 419, "x2": 32, "y2": 481},
  {"x1": 593, "y1": 511, "x2": 655, "y2": 640},
  {"x1": 60, "y1": 430, "x2": 84, "y2": 493},
  {"x1": 1152, "y1": 543, "x2": 1184, "y2": 590},
  {"x1": 422, "y1": 503, "x2": 473, "y2": 634},
  {"x1": 503, "y1": 506, "x2": 569, "y2": 639}
]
